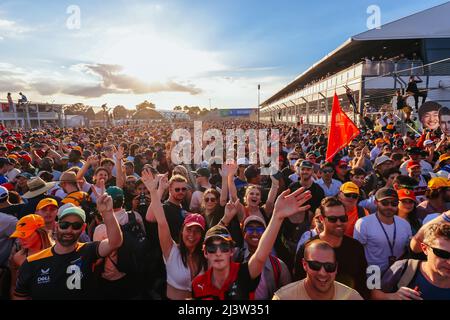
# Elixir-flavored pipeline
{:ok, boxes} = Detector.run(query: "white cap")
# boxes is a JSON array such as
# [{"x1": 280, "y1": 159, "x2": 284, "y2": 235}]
[
  {"x1": 6, "y1": 168, "x2": 21, "y2": 181},
  {"x1": 374, "y1": 155, "x2": 392, "y2": 167},
  {"x1": 424, "y1": 140, "x2": 434, "y2": 146},
  {"x1": 57, "y1": 203, "x2": 75, "y2": 217}
]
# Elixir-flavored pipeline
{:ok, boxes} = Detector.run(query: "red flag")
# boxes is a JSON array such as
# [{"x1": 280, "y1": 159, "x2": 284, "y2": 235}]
[{"x1": 326, "y1": 93, "x2": 360, "y2": 162}]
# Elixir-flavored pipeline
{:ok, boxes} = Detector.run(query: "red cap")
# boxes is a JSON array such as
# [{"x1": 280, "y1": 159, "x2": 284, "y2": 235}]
[
  {"x1": 183, "y1": 214, "x2": 205, "y2": 231},
  {"x1": 337, "y1": 160, "x2": 349, "y2": 167},
  {"x1": 407, "y1": 161, "x2": 421, "y2": 170},
  {"x1": 5, "y1": 143, "x2": 14, "y2": 151},
  {"x1": 1, "y1": 183, "x2": 15, "y2": 191},
  {"x1": 397, "y1": 189, "x2": 417, "y2": 202}
]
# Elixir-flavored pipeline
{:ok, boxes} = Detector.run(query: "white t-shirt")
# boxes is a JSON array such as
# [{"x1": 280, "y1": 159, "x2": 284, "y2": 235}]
[
  {"x1": 399, "y1": 160, "x2": 434, "y2": 176},
  {"x1": 353, "y1": 214, "x2": 412, "y2": 274},
  {"x1": 316, "y1": 179, "x2": 342, "y2": 197}
]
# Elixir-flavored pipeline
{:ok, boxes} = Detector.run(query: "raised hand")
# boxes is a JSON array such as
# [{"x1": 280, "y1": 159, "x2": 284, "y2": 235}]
[
  {"x1": 141, "y1": 168, "x2": 159, "y2": 192},
  {"x1": 115, "y1": 145, "x2": 124, "y2": 161},
  {"x1": 87, "y1": 155, "x2": 99, "y2": 166},
  {"x1": 158, "y1": 173, "x2": 169, "y2": 191},
  {"x1": 224, "y1": 199, "x2": 240, "y2": 219},
  {"x1": 97, "y1": 193, "x2": 113, "y2": 214},
  {"x1": 273, "y1": 187, "x2": 312, "y2": 220}
]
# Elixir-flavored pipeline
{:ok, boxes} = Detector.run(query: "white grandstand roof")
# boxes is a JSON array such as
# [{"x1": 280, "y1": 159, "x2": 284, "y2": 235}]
[{"x1": 353, "y1": 1, "x2": 450, "y2": 41}]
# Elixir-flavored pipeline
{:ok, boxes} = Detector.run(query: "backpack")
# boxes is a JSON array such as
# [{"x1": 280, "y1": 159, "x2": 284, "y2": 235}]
[
  {"x1": 110, "y1": 212, "x2": 149, "y2": 276},
  {"x1": 63, "y1": 191, "x2": 95, "y2": 223},
  {"x1": 397, "y1": 259, "x2": 421, "y2": 289},
  {"x1": 268, "y1": 255, "x2": 281, "y2": 288}
]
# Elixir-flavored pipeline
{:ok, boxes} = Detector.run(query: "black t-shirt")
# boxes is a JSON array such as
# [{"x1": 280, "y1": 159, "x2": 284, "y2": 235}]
[
  {"x1": 15, "y1": 242, "x2": 101, "y2": 300},
  {"x1": 162, "y1": 200, "x2": 185, "y2": 243},
  {"x1": 0, "y1": 203, "x2": 26, "y2": 218},
  {"x1": 204, "y1": 206, "x2": 244, "y2": 248},
  {"x1": 294, "y1": 235, "x2": 370, "y2": 299},
  {"x1": 288, "y1": 181, "x2": 324, "y2": 213}
]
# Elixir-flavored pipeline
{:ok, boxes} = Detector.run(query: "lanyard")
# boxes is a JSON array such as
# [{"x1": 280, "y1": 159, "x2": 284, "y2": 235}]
[{"x1": 376, "y1": 214, "x2": 396, "y2": 256}]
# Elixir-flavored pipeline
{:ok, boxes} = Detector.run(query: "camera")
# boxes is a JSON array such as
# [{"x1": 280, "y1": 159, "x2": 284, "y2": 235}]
[{"x1": 139, "y1": 192, "x2": 147, "y2": 207}]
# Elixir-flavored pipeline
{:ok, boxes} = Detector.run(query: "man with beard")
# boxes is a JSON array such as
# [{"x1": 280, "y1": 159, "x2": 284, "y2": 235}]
[
  {"x1": 363, "y1": 155, "x2": 393, "y2": 196},
  {"x1": 274, "y1": 240, "x2": 362, "y2": 300},
  {"x1": 293, "y1": 197, "x2": 369, "y2": 298},
  {"x1": 354, "y1": 188, "x2": 412, "y2": 275},
  {"x1": 13, "y1": 194, "x2": 123, "y2": 300}
]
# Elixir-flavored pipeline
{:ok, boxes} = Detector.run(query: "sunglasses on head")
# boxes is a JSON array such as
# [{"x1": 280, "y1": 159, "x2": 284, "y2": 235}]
[
  {"x1": 244, "y1": 226, "x2": 265, "y2": 234},
  {"x1": 380, "y1": 200, "x2": 399, "y2": 207},
  {"x1": 205, "y1": 242, "x2": 232, "y2": 254},
  {"x1": 174, "y1": 187, "x2": 187, "y2": 193},
  {"x1": 343, "y1": 193, "x2": 359, "y2": 199},
  {"x1": 428, "y1": 246, "x2": 450, "y2": 259},
  {"x1": 305, "y1": 260, "x2": 337, "y2": 273},
  {"x1": 325, "y1": 215, "x2": 349, "y2": 223},
  {"x1": 204, "y1": 197, "x2": 217, "y2": 203},
  {"x1": 59, "y1": 221, "x2": 83, "y2": 230}
]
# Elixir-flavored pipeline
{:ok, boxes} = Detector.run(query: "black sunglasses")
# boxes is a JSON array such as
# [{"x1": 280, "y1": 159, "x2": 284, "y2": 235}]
[
  {"x1": 380, "y1": 200, "x2": 399, "y2": 207},
  {"x1": 429, "y1": 247, "x2": 450, "y2": 259},
  {"x1": 325, "y1": 215, "x2": 349, "y2": 223},
  {"x1": 343, "y1": 193, "x2": 359, "y2": 199},
  {"x1": 205, "y1": 242, "x2": 232, "y2": 254},
  {"x1": 59, "y1": 221, "x2": 83, "y2": 230},
  {"x1": 204, "y1": 197, "x2": 217, "y2": 203},
  {"x1": 244, "y1": 226, "x2": 265, "y2": 234},
  {"x1": 322, "y1": 169, "x2": 334, "y2": 174},
  {"x1": 174, "y1": 187, "x2": 187, "y2": 193},
  {"x1": 305, "y1": 260, "x2": 337, "y2": 273}
]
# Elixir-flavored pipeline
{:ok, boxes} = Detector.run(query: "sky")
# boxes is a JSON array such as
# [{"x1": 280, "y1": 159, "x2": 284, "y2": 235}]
[{"x1": 0, "y1": 0, "x2": 448, "y2": 110}]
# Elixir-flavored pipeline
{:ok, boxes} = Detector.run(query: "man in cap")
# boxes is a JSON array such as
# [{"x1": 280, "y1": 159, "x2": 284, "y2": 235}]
[
  {"x1": 334, "y1": 160, "x2": 350, "y2": 183},
  {"x1": 17, "y1": 152, "x2": 35, "y2": 175},
  {"x1": 35, "y1": 198, "x2": 59, "y2": 238},
  {"x1": 363, "y1": 155, "x2": 393, "y2": 196},
  {"x1": 316, "y1": 162, "x2": 342, "y2": 197},
  {"x1": 14, "y1": 172, "x2": 32, "y2": 196},
  {"x1": 190, "y1": 167, "x2": 212, "y2": 213},
  {"x1": 337, "y1": 182, "x2": 368, "y2": 238},
  {"x1": 293, "y1": 197, "x2": 369, "y2": 299},
  {"x1": 233, "y1": 215, "x2": 292, "y2": 300},
  {"x1": 93, "y1": 186, "x2": 146, "y2": 299},
  {"x1": 354, "y1": 188, "x2": 412, "y2": 274},
  {"x1": 406, "y1": 161, "x2": 428, "y2": 203},
  {"x1": 399, "y1": 146, "x2": 433, "y2": 176},
  {"x1": 192, "y1": 186, "x2": 312, "y2": 300},
  {"x1": 0, "y1": 185, "x2": 26, "y2": 218},
  {"x1": 13, "y1": 193, "x2": 123, "y2": 300},
  {"x1": 370, "y1": 138, "x2": 385, "y2": 161},
  {"x1": 234, "y1": 157, "x2": 249, "y2": 193},
  {"x1": 416, "y1": 177, "x2": 450, "y2": 221}
]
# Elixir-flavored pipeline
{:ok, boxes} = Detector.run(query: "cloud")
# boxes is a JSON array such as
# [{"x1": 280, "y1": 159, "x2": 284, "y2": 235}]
[
  {"x1": 79, "y1": 63, "x2": 203, "y2": 97},
  {"x1": 0, "y1": 18, "x2": 32, "y2": 39},
  {"x1": 61, "y1": 85, "x2": 124, "y2": 98}
]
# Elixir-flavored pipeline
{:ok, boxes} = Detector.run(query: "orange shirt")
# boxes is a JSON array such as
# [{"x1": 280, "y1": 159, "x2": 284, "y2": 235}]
[{"x1": 345, "y1": 206, "x2": 368, "y2": 238}]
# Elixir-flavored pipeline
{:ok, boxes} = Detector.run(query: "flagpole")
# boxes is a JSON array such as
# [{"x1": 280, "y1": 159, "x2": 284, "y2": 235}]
[{"x1": 257, "y1": 84, "x2": 261, "y2": 124}]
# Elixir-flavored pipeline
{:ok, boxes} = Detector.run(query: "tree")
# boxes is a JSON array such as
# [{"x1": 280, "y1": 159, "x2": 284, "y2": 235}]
[
  {"x1": 136, "y1": 100, "x2": 156, "y2": 111},
  {"x1": 132, "y1": 108, "x2": 164, "y2": 120},
  {"x1": 85, "y1": 107, "x2": 96, "y2": 121},
  {"x1": 64, "y1": 103, "x2": 87, "y2": 115},
  {"x1": 113, "y1": 105, "x2": 128, "y2": 119},
  {"x1": 173, "y1": 106, "x2": 182, "y2": 111}
]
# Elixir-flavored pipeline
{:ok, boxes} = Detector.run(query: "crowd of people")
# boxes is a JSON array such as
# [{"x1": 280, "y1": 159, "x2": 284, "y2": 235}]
[{"x1": 0, "y1": 117, "x2": 449, "y2": 300}]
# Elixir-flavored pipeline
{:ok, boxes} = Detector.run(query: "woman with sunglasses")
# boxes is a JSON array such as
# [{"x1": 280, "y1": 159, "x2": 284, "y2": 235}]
[
  {"x1": 192, "y1": 186, "x2": 312, "y2": 300},
  {"x1": 9, "y1": 214, "x2": 53, "y2": 298},
  {"x1": 142, "y1": 169, "x2": 207, "y2": 300},
  {"x1": 397, "y1": 189, "x2": 421, "y2": 236}
]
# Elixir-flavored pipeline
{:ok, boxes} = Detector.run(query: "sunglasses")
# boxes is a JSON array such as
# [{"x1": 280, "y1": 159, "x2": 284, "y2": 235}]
[
  {"x1": 322, "y1": 169, "x2": 334, "y2": 174},
  {"x1": 305, "y1": 260, "x2": 337, "y2": 273},
  {"x1": 400, "y1": 199, "x2": 415, "y2": 205},
  {"x1": 204, "y1": 197, "x2": 217, "y2": 203},
  {"x1": 380, "y1": 200, "x2": 399, "y2": 207},
  {"x1": 429, "y1": 247, "x2": 450, "y2": 259},
  {"x1": 59, "y1": 221, "x2": 83, "y2": 230},
  {"x1": 205, "y1": 242, "x2": 232, "y2": 254},
  {"x1": 174, "y1": 187, "x2": 187, "y2": 193},
  {"x1": 244, "y1": 226, "x2": 265, "y2": 234},
  {"x1": 343, "y1": 193, "x2": 359, "y2": 199},
  {"x1": 325, "y1": 215, "x2": 349, "y2": 223}
]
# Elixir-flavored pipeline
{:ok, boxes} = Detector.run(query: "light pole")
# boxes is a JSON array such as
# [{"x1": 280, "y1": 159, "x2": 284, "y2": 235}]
[{"x1": 257, "y1": 84, "x2": 260, "y2": 124}]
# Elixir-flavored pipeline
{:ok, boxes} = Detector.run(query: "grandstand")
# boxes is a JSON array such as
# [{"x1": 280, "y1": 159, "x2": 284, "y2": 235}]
[{"x1": 260, "y1": 2, "x2": 450, "y2": 127}]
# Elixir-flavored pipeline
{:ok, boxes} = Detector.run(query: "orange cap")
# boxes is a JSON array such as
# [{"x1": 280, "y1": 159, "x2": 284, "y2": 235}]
[
  {"x1": 428, "y1": 177, "x2": 450, "y2": 190},
  {"x1": 10, "y1": 214, "x2": 45, "y2": 239},
  {"x1": 36, "y1": 198, "x2": 58, "y2": 211},
  {"x1": 397, "y1": 189, "x2": 416, "y2": 202}
]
